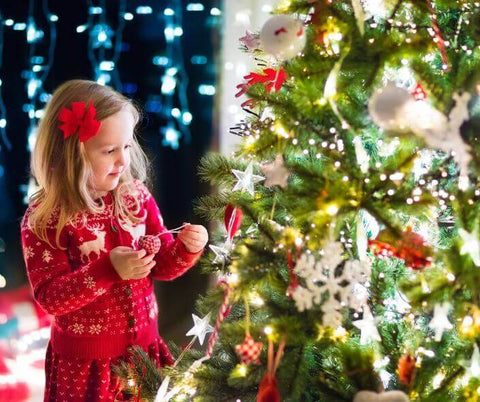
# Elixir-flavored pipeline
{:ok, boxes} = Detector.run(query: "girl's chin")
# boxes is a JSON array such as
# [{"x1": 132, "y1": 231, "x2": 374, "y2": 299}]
[
  {"x1": 90, "y1": 177, "x2": 122, "y2": 197},
  {"x1": 90, "y1": 185, "x2": 116, "y2": 197}
]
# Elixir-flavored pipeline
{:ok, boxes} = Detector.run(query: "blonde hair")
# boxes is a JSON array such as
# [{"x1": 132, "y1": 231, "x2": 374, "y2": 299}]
[{"x1": 28, "y1": 79, "x2": 150, "y2": 248}]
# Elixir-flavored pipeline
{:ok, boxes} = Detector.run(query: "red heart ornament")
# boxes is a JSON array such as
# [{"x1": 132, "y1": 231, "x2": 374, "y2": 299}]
[{"x1": 138, "y1": 235, "x2": 161, "y2": 255}]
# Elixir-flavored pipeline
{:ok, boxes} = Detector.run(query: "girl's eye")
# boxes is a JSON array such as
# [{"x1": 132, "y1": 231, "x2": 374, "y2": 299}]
[
  {"x1": 105, "y1": 149, "x2": 115, "y2": 154},
  {"x1": 125, "y1": 144, "x2": 132, "y2": 149}
]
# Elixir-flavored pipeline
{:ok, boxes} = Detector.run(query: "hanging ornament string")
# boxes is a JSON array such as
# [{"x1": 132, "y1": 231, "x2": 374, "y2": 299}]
[
  {"x1": 163, "y1": 223, "x2": 189, "y2": 235},
  {"x1": 171, "y1": 335, "x2": 197, "y2": 368},
  {"x1": 244, "y1": 295, "x2": 251, "y2": 337},
  {"x1": 206, "y1": 280, "x2": 232, "y2": 357},
  {"x1": 273, "y1": 338, "x2": 285, "y2": 374},
  {"x1": 227, "y1": 210, "x2": 237, "y2": 242},
  {"x1": 426, "y1": 0, "x2": 450, "y2": 71},
  {"x1": 270, "y1": 193, "x2": 278, "y2": 220},
  {"x1": 150, "y1": 223, "x2": 190, "y2": 239},
  {"x1": 452, "y1": 9, "x2": 464, "y2": 48}
]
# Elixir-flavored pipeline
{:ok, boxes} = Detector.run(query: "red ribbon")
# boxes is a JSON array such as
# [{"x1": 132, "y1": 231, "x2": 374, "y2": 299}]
[{"x1": 58, "y1": 101, "x2": 101, "y2": 142}]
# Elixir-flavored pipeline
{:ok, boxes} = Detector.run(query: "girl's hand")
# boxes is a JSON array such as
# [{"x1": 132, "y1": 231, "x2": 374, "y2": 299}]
[
  {"x1": 178, "y1": 224, "x2": 208, "y2": 253},
  {"x1": 109, "y1": 246, "x2": 156, "y2": 280}
]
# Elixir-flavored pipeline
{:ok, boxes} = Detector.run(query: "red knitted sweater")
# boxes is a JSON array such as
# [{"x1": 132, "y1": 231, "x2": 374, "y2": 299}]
[{"x1": 21, "y1": 180, "x2": 203, "y2": 359}]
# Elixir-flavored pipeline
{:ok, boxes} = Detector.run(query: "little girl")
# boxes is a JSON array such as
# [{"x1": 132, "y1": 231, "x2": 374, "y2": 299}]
[{"x1": 21, "y1": 79, "x2": 208, "y2": 401}]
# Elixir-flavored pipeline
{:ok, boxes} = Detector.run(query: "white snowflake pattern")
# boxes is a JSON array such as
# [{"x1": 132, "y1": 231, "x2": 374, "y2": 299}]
[
  {"x1": 89, "y1": 324, "x2": 102, "y2": 335},
  {"x1": 24, "y1": 246, "x2": 35, "y2": 259},
  {"x1": 290, "y1": 285, "x2": 316, "y2": 311},
  {"x1": 42, "y1": 250, "x2": 52, "y2": 263},
  {"x1": 291, "y1": 242, "x2": 371, "y2": 327},
  {"x1": 70, "y1": 323, "x2": 84, "y2": 334},
  {"x1": 94, "y1": 288, "x2": 106, "y2": 297},
  {"x1": 84, "y1": 275, "x2": 96, "y2": 289},
  {"x1": 321, "y1": 242, "x2": 345, "y2": 269}
]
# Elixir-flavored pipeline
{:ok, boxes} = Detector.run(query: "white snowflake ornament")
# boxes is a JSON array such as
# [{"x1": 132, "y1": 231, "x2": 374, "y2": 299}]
[
  {"x1": 290, "y1": 285, "x2": 315, "y2": 312},
  {"x1": 291, "y1": 242, "x2": 372, "y2": 327},
  {"x1": 321, "y1": 241, "x2": 345, "y2": 269}
]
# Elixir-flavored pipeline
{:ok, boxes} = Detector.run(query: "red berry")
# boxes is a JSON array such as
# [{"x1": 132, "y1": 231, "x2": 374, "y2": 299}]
[{"x1": 138, "y1": 235, "x2": 161, "y2": 255}]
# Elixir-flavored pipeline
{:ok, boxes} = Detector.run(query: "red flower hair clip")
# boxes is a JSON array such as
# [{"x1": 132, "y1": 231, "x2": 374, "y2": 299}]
[{"x1": 58, "y1": 101, "x2": 101, "y2": 143}]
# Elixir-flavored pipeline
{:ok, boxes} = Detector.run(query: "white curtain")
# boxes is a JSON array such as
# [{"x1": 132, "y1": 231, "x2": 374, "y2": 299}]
[{"x1": 217, "y1": 0, "x2": 275, "y2": 155}]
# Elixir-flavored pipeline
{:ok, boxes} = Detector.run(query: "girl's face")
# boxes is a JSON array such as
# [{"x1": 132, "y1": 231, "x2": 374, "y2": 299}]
[{"x1": 84, "y1": 109, "x2": 135, "y2": 197}]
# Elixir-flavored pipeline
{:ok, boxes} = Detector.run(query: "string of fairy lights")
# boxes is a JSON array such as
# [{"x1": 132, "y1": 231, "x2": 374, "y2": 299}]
[
  {"x1": 25, "y1": 0, "x2": 57, "y2": 153},
  {"x1": 0, "y1": 0, "x2": 219, "y2": 189},
  {"x1": 84, "y1": 0, "x2": 127, "y2": 89},
  {"x1": 0, "y1": 12, "x2": 9, "y2": 155},
  {"x1": 157, "y1": 0, "x2": 192, "y2": 149},
  {"x1": 151, "y1": 1, "x2": 220, "y2": 149}
]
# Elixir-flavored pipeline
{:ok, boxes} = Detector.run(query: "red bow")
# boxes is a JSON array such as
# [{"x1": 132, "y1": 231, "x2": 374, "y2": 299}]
[
  {"x1": 235, "y1": 68, "x2": 288, "y2": 108},
  {"x1": 242, "y1": 68, "x2": 287, "y2": 94},
  {"x1": 58, "y1": 101, "x2": 101, "y2": 143}
]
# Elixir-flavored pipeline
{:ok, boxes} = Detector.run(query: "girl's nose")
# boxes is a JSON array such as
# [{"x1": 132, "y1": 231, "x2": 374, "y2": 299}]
[{"x1": 116, "y1": 150, "x2": 127, "y2": 167}]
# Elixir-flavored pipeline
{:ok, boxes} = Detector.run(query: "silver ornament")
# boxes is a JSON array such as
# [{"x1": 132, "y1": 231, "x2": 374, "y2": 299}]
[{"x1": 368, "y1": 82, "x2": 413, "y2": 130}]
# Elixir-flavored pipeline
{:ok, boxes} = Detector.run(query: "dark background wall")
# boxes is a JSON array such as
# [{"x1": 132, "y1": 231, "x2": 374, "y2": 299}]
[{"x1": 0, "y1": 0, "x2": 219, "y2": 342}]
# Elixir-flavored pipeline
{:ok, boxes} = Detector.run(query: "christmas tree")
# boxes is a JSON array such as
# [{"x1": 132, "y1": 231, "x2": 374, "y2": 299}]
[{"x1": 118, "y1": 1, "x2": 480, "y2": 400}]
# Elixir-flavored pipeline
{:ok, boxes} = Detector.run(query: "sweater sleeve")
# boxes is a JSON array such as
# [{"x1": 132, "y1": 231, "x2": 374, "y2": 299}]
[
  {"x1": 141, "y1": 185, "x2": 203, "y2": 281},
  {"x1": 21, "y1": 213, "x2": 121, "y2": 316}
]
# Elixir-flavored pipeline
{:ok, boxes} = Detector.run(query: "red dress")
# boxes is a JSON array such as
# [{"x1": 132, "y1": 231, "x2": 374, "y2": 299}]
[{"x1": 21, "y1": 181, "x2": 203, "y2": 401}]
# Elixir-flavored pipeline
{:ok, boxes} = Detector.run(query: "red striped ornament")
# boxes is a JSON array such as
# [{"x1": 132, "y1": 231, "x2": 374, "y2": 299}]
[{"x1": 206, "y1": 280, "x2": 232, "y2": 357}]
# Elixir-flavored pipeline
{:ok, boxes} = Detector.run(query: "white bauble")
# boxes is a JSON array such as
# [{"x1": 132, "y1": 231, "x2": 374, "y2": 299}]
[
  {"x1": 260, "y1": 15, "x2": 306, "y2": 60},
  {"x1": 401, "y1": 100, "x2": 447, "y2": 138},
  {"x1": 368, "y1": 83, "x2": 414, "y2": 130},
  {"x1": 353, "y1": 390, "x2": 409, "y2": 402}
]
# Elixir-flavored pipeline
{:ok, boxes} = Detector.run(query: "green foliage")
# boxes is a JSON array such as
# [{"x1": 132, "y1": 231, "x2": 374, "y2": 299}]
[
  {"x1": 116, "y1": 1, "x2": 480, "y2": 400},
  {"x1": 112, "y1": 345, "x2": 164, "y2": 401}
]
